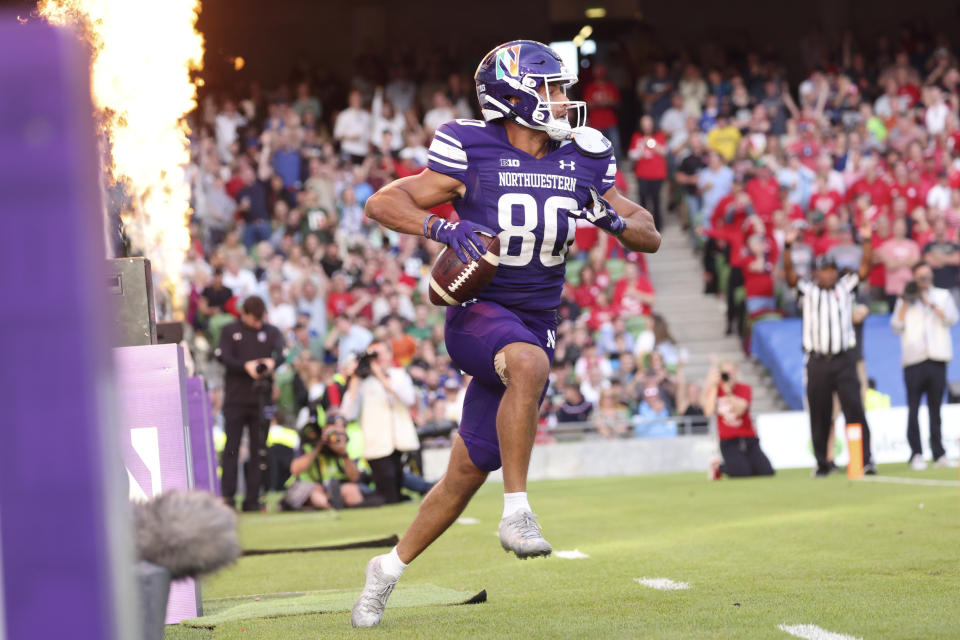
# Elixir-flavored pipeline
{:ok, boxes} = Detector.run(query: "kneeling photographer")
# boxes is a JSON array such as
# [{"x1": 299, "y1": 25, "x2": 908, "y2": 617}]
[
  {"x1": 341, "y1": 341, "x2": 421, "y2": 504},
  {"x1": 282, "y1": 414, "x2": 381, "y2": 510}
]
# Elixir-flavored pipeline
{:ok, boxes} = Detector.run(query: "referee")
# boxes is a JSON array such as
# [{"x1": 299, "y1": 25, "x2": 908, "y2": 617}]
[{"x1": 784, "y1": 222, "x2": 876, "y2": 477}]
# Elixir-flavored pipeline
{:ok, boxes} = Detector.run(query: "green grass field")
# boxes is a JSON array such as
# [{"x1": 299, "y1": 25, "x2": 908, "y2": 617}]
[{"x1": 167, "y1": 465, "x2": 960, "y2": 639}]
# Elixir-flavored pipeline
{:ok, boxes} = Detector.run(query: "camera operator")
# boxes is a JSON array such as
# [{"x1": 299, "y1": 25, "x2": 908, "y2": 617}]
[
  {"x1": 702, "y1": 357, "x2": 774, "y2": 479},
  {"x1": 891, "y1": 262, "x2": 959, "y2": 469},
  {"x1": 214, "y1": 295, "x2": 285, "y2": 511},
  {"x1": 281, "y1": 414, "x2": 380, "y2": 510},
  {"x1": 341, "y1": 340, "x2": 420, "y2": 504}
]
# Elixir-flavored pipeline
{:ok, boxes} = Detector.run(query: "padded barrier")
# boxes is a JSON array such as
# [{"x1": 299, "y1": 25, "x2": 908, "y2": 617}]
[{"x1": 750, "y1": 314, "x2": 960, "y2": 409}]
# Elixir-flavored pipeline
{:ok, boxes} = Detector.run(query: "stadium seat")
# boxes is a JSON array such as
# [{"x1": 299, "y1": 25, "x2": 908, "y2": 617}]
[
  {"x1": 869, "y1": 300, "x2": 890, "y2": 315},
  {"x1": 625, "y1": 315, "x2": 649, "y2": 337},
  {"x1": 606, "y1": 258, "x2": 626, "y2": 282},
  {"x1": 566, "y1": 260, "x2": 585, "y2": 286},
  {"x1": 207, "y1": 312, "x2": 236, "y2": 350}
]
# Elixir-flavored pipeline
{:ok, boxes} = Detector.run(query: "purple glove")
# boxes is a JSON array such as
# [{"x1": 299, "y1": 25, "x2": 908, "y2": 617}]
[
  {"x1": 566, "y1": 186, "x2": 626, "y2": 236},
  {"x1": 428, "y1": 218, "x2": 496, "y2": 263}
]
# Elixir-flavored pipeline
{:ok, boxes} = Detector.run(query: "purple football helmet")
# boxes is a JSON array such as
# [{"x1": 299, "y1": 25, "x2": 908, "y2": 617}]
[{"x1": 474, "y1": 39, "x2": 586, "y2": 141}]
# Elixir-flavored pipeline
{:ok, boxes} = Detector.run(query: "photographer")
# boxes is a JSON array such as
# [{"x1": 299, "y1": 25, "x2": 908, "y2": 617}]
[
  {"x1": 702, "y1": 357, "x2": 774, "y2": 479},
  {"x1": 341, "y1": 341, "x2": 420, "y2": 504},
  {"x1": 281, "y1": 414, "x2": 379, "y2": 511},
  {"x1": 214, "y1": 295, "x2": 285, "y2": 511},
  {"x1": 891, "y1": 262, "x2": 959, "y2": 469}
]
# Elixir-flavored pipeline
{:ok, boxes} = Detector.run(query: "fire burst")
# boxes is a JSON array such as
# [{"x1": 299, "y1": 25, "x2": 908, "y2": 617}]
[{"x1": 39, "y1": 0, "x2": 204, "y2": 312}]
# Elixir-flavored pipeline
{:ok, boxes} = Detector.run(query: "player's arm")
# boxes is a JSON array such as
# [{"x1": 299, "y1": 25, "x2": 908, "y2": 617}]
[
  {"x1": 856, "y1": 220, "x2": 873, "y2": 281},
  {"x1": 601, "y1": 187, "x2": 661, "y2": 253},
  {"x1": 782, "y1": 227, "x2": 800, "y2": 288},
  {"x1": 364, "y1": 169, "x2": 465, "y2": 236}
]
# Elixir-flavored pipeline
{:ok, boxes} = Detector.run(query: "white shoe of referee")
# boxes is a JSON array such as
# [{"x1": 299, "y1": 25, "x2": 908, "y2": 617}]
[{"x1": 910, "y1": 454, "x2": 928, "y2": 471}]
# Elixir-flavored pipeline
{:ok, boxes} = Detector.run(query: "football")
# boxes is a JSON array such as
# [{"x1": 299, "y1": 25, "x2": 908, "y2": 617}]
[{"x1": 428, "y1": 231, "x2": 500, "y2": 306}]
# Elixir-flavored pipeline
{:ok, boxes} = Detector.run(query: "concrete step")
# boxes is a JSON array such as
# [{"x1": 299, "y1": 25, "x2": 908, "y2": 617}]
[{"x1": 647, "y1": 220, "x2": 788, "y2": 411}]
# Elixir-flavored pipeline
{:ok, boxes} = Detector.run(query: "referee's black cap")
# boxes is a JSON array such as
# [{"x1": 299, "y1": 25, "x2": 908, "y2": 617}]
[{"x1": 813, "y1": 254, "x2": 838, "y2": 270}]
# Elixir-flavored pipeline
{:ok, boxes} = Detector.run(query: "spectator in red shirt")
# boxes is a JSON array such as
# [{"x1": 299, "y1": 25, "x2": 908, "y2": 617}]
[
  {"x1": 889, "y1": 162, "x2": 922, "y2": 210},
  {"x1": 613, "y1": 262, "x2": 656, "y2": 316},
  {"x1": 808, "y1": 176, "x2": 843, "y2": 218},
  {"x1": 583, "y1": 65, "x2": 622, "y2": 158},
  {"x1": 587, "y1": 247, "x2": 613, "y2": 291},
  {"x1": 702, "y1": 358, "x2": 774, "y2": 479},
  {"x1": 629, "y1": 115, "x2": 668, "y2": 230},
  {"x1": 326, "y1": 271, "x2": 357, "y2": 317},
  {"x1": 848, "y1": 157, "x2": 892, "y2": 208},
  {"x1": 745, "y1": 163, "x2": 781, "y2": 221},
  {"x1": 586, "y1": 291, "x2": 620, "y2": 331},
  {"x1": 572, "y1": 264, "x2": 601, "y2": 309},
  {"x1": 737, "y1": 233, "x2": 778, "y2": 315}
]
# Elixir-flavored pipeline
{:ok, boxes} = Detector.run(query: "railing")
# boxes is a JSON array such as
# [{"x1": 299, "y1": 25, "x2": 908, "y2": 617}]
[
  {"x1": 545, "y1": 415, "x2": 714, "y2": 441},
  {"x1": 418, "y1": 415, "x2": 715, "y2": 447}
]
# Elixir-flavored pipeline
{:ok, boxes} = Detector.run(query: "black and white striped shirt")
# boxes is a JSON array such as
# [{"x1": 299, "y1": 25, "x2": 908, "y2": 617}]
[{"x1": 796, "y1": 273, "x2": 859, "y2": 355}]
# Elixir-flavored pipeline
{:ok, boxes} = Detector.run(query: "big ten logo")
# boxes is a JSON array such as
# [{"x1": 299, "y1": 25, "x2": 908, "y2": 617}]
[
  {"x1": 500, "y1": 157, "x2": 520, "y2": 167},
  {"x1": 126, "y1": 427, "x2": 162, "y2": 500}
]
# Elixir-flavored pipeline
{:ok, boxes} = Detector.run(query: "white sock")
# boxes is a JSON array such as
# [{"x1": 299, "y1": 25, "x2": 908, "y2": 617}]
[
  {"x1": 502, "y1": 492, "x2": 531, "y2": 519},
  {"x1": 380, "y1": 546, "x2": 407, "y2": 579}
]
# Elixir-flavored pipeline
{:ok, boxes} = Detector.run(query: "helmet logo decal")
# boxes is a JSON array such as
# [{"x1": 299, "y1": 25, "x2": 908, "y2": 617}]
[{"x1": 495, "y1": 44, "x2": 522, "y2": 79}]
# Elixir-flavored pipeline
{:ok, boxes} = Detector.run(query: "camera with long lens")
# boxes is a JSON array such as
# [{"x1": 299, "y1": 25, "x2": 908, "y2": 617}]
[
  {"x1": 300, "y1": 417, "x2": 346, "y2": 456},
  {"x1": 354, "y1": 350, "x2": 377, "y2": 378},
  {"x1": 902, "y1": 281, "x2": 921, "y2": 305}
]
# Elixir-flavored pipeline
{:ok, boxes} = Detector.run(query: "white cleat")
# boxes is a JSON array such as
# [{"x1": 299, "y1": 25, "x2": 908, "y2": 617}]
[
  {"x1": 910, "y1": 454, "x2": 928, "y2": 471},
  {"x1": 933, "y1": 455, "x2": 958, "y2": 469},
  {"x1": 351, "y1": 555, "x2": 399, "y2": 628},
  {"x1": 499, "y1": 510, "x2": 552, "y2": 559}
]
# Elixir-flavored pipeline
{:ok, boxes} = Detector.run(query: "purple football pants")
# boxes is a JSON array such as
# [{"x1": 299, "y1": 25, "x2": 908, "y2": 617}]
[{"x1": 444, "y1": 300, "x2": 557, "y2": 471}]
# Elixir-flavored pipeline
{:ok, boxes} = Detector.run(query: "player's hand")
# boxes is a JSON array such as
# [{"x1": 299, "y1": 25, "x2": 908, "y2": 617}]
[
  {"x1": 259, "y1": 358, "x2": 275, "y2": 374},
  {"x1": 565, "y1": 186, "x2": 626, "y2": 236},
  {"x1": 428, "y1": 219, "x2": 495, "y2": 264},
  {"x1": 243, "y1": 359, "x2": 261, "y2": 379}
]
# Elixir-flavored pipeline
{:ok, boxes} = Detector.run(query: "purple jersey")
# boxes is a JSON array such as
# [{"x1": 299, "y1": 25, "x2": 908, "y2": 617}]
[{"x1": 428, "y1": 119, "x2": 617, "y2": 311}]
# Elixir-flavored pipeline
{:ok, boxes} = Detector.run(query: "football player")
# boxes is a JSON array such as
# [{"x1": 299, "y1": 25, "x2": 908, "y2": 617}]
[{"x1": 352, "y1": 40, "x2": 660, "y2": 627}]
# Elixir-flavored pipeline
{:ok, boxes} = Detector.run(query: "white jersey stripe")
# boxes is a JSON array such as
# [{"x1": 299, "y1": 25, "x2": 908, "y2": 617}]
[
  {"x1": 796, "y1": 276, "x2": 860, "y2": 355},
  {"x1": 428, "y1": 138, "x2": 468, "y2": 162},
  {"x1": 606, "y1": 162, "x2": 617, "y2": 176},
  {"x1": 434, "y1": 130, "x2": 462, "y2": 148},
  {"x1": 817, "y1": 289, "x2": 831, "y2": 353},
  {"x1": 427, "y1": 153, "x2": 468, "y2": 170}
]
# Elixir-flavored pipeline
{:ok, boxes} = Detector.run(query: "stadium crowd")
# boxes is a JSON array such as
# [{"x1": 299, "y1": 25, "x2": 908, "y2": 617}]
[
  {"x1": 178, "y1": 26, "x2": 960, "y2": 502},
  {"x1": 629, "y1": 30, "x2": 960, "y2": 340}
]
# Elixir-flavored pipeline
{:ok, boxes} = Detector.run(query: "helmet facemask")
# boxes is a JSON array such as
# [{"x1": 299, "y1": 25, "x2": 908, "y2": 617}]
[{"x1": 519, "y1": 72, "x2": 586, "y2": 141}]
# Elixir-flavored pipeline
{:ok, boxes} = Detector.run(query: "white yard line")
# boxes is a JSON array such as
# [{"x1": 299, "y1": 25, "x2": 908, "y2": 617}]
[
  {"x1": 634, "y1": 577, "x2": 690, "y2": 590},
  {"x1": 778, "y1": 623, "x2": 861, "y2": 640},
  {"x1": 859, "y1": 475, "x2": 959, "y2": 487},
  {"x1": 554, "y1": 549, "x2": 589, "y2": 559},
  {"x1": 456, "y1": 517, "x2": 480, "y2": 525}
]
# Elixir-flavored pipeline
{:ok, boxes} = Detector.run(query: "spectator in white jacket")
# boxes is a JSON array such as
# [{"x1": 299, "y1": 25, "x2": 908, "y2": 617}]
[
  {"x1": 341, "y1": 341, "x2": 420, "y2": 503},
  {"x1": 891, "y1": 262, "x2": 959, "y2": 470}
]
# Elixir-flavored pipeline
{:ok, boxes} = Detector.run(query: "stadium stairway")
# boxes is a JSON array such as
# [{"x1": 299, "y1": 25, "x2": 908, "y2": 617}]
[{"x1": 648, "y1": 218, "x2": 788, "y2": 414}]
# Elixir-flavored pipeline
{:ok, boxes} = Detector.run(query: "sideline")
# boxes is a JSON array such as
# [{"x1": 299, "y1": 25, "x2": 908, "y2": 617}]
[{"x1": 859, "y1": 476, "x2": 959, "y2": 488}]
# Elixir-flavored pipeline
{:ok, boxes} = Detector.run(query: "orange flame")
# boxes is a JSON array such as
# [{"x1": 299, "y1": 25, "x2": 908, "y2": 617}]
[{"x1": 39, "y1": 0, "x2": 204, "y2": 313}]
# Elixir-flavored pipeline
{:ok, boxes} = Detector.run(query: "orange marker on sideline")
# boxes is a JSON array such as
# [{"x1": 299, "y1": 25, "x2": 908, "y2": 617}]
[{"x1": 846, "y1": 424, "x2": 864, "y2": 480}]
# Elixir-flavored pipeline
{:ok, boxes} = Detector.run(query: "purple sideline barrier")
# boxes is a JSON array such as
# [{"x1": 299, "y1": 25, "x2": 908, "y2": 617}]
[
  {"x1": 186, "y1": 376, "x2": 218, "y2": 493},
  {"x1": 115, "y1": 344, "x2": 202, "y2": 624},
  {"x1": 0, "y1": 18, "x2": 138, "y2": 640}
]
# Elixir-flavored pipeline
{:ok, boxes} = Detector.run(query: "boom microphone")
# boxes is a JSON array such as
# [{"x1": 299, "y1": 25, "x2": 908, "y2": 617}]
[{"x1": 131, "y1": 491, "x2": 240, "y2": 580}]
